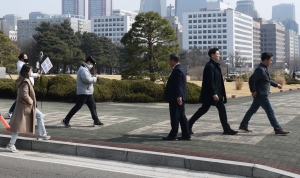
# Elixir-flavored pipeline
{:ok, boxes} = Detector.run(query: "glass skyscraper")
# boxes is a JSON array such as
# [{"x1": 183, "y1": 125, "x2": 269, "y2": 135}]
[
  {"x1": 175, "y1": 0, "x2": 207, "y2": 24},
  {"x1": 235, "y1": 0, "x2": 259, "y2": 18},
  {"x1": 140, "y1": 0, "x2": 167, "y2": 17},
  {"x1": 62, "y1": 0, "x2": 85, "y2": 17},
  {"x1": 272, "y1": 3, "x2": 295, "y2": 21},
  {"x1": 88, "y1": 0, "x2": 113, "y2": 20}
]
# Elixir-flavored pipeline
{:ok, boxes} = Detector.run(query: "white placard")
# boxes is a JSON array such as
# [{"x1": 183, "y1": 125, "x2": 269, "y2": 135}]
[{"x1": 41, "y1": 57, "x2": 53, "y2": 74}]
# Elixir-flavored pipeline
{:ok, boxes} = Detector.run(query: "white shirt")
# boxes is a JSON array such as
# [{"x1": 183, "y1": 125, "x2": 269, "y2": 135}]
[{"x1": 17, "y1": 60, "x2": 38, "y2": 86}]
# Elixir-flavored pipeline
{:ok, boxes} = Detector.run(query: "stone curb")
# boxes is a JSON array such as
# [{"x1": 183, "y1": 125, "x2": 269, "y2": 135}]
[{"x1": 0, "y1": 134, "x2": 298, "y2": 178}]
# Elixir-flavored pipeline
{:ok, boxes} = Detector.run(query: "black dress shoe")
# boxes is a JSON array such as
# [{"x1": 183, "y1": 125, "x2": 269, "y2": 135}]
[
  {"x1": 162, "y1": 136, "x2": 178, "y2": 141},
  {"x1": 178, "y1": 136, "x2": 192, "y2": 141},
  {"x1": 223, "y1": 129, "x2": 238, "y2": 135}
]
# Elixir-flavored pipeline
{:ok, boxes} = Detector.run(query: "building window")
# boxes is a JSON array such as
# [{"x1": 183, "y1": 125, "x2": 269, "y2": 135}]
[
  {"x1": 213, "y1": 19, "x2": 216, "y2": 22},
  {"x1": 203, "y1": 35, "x2": 207, "y2": 39},
  {"x1": 189, "y1": 41, "x2": 192, "y2": 44},
  {"x1": 218, "y1": 41, "x2": 222, "y2": 44},
  {"x1": 193, "y1": 20, "x2": 197, "y2": 23},
  {"x1": 198, "y1": 20, "x2": 202, "y2": 23},
  {"x1": 194, "y1": 41, "x2": 197, "y2": 44},
  {"x1": 218, "y1": 13, "x2": 221, "y2": 17},
  {"x1": 223, "y1": 35, "x2": 227, "y2": 38},
  {"x1": 198, "y1": 25, "x2": 202, "y2": 28},
  {"x1": 213, "y1": 14, "x2": 216, "y2": 17},
  {"x1": 223, "y1": 24, "x2": 227, "y2": 27},
  {"x1": 223, "y1": 29, "x2": 227, "y2": 33},
  {"x1": 189, "y1": 25, "x2": 192, "y2": 29},
  {"x1": 208, "y1": 19, "x2": 211, "y2": 23},
  {"x1": 198, "y1": 30, "x2": 202, "y2": 34},
  {"x1": 208, "y1": 35, "x2": 212, "y2": 39},
  {"x1": 198, "y1": 14, "x2": 202, "y2": 18},
  {"x1": 223, "y1": 19, "x2": 227, "y2": 22},
  {"x1": 94, "y1": 19, "x2": 97, "y2": 22},
  {"x1": 189, "y1": 15, "x2": 192, "y2": 18},
  {"x1": 193, "y1": 36, "x2": 197, "y2": 39},
  {"x1": 198, "y1": 36, "x2": 202, "y2": 39},
  {"x1": 213, "y1": 35, "x2": 217, "y2": 38},
  {"x1": 193, "y1": 14, "x2": 197, "y2": 18},
  {"x1": 198, "y1": 41, "x2": 202, "y2": 44},
  {"x1": 203, "y1": 41, "x2": 207, "y2": 44},
  {"x1": 208, "y1": 14, "x2": 211, "y2": 17},
  {"x1": 189, "y1": 20, "x2": 192, "y2": 23},
  {"x1": 189, "y1": 30, "x2": 192, "y2": 34},
  {"x1": 223, "y1": 40, "x2": 227, "y2": 44},
  {"x1": 218, "y1": 30, "x2": 222, "y2": 33},
  {"x1": 218, "y1": 24, "x2": 221, "y2": 28},
  {"x1": 213, "y1": 41, "x2": 217, "y2": 44},
  {"x1": 203, "y1": 30, "x2": 207, "y2": 33},
  {"x1": 223, "y1": 13, "x2": 226, "y2": 16},
  {"x1": 203, "y1": 14, "x2": 207, "y2": 17},
  {"x1": 213, "y1": 30, "x2": 217, "y2": 33},
  {"x1": 218, "y1": 19, "x2": 221, "y2": 22},
  {"x1": 208, "y1": 41, "x2": 212, "y2": 44},
  {"x1": 223, "y1": 46, "x2": 227, "y2": 49},
  {"x1": 193, "y1": 30, "x2": 197, "y2": 34},
  {"x1": 213, "y1": 24, "x2": 216, "y2": 28},
  {"x1": 193, "y1": 25, "x2": 197, "y2": 28},
  {"x1": 208, "y1": 30, "x2": 212, "y2": 33}
]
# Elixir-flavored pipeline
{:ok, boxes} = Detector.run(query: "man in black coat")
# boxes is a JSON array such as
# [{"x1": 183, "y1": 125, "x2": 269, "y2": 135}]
[
  {"x1": 163, "y1": 54, "x2": 191, "y2": 140},
  {"x1": 239, "y1": 52, "x2": 290, "y2": 135},
  {"x1": 189, "y1": 48, "x2": 238, "y2": 135}
]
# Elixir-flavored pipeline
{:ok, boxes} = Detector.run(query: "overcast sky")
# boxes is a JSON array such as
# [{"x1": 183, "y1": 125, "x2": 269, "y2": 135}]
[{"x1": 0, "y1": 0, "x2": 299, "y2": 23}]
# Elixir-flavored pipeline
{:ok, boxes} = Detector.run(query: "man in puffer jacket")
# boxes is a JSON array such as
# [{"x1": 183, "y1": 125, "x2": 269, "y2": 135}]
[{"x1": 61, "y1": 56, "x2": 104, "y2": 128}]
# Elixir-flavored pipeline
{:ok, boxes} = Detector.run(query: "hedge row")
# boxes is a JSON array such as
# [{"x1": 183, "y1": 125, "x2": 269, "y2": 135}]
[{"x1": 0, "y1": 74, "x2": 202, "y2": 103}]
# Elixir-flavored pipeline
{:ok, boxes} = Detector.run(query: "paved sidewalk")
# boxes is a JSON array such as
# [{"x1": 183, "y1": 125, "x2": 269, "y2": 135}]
[{"x1": 0, "y1": 90, "x2": 300, "y2": 175}]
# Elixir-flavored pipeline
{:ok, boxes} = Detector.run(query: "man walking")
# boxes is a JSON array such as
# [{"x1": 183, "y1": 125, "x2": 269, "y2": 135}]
[
  {"x1": 61, "y1": 56, "x2": 104, "y2": 128},
  {"x1": 239, "y1": 52, "x2": 291, "y2": 135},
  {"x1": 163, "y1": 54, "x2": 191, "y2": 140},
  {"x1": 189, "y1": 48, "x2": 238, "y2": 135}
]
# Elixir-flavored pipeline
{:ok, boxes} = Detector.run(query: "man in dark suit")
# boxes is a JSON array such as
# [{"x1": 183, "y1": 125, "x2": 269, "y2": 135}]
[
  {"x1": 189, "y1": 48, "x2": 238, "y2": 135},
  {"x1": 163, "y1": 54, "x2": 191, "y2": 140},
  {"x1": 239, "y1": 52, "x2": 291, "y2": 135}
]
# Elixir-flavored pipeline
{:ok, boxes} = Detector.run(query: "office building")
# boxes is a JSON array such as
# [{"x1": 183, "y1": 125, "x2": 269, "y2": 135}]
[
  {"x1": 285, "y1": 29, "x2": 299, "y2": 64},
  {"x1": 255, "y1": 18, "x2": 285, "y2": 65},
  {"x1": 253, "y1": 20, "x2": 261, "y2": 67},
  {"x1": 0, "y1": 18, "x2": 10, "y2": 36},
  {"x1": 91, "y1": 9, "x2": 137, "y2": 42},
  {"x1": 281, "y1": 19, "x2": 298, "y2": 34},
  {"x1": 89, "y1": 0, "x2": 113, "y2": 20},
  {"x1": 235, "y1": 0, "x2": 259, "y2": 18},
  {"x1": 140, "y1": 0, "x2": 167, "y2": 17},
  {"x1": 62, "y1": 0, "x2": 85, "y2": 17},
  {"x1": 3, "y1": 14, "x2": 21, "y2": 29},
  {"x1": 165, "y1": 15, "x2": 183, "y2": 48},
  {"x1": 175, "y1": 0, "x2": 207, "y2": 24},
  {"x1": 272, "y1": 3, "x2": 295, "y2": 21},
  {"x1": 18, "y1": 14, "x2": 90, "y2": 41},
  {"x1": 182, "y1": 1, "x2": 254, "y2": 69},
  {"x1": 29, "y1": 12, "x2": 48, "y2": 20}
]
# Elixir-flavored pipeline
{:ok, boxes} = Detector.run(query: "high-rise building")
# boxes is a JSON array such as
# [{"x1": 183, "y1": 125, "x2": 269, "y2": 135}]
[
  {"x1": 281, "y1": 19, "x2": 298, "y2": 34},
  {"x1": 272, "y1": 3, "x2": 295, "y2": 21},
  {"x1": 182, "y1": 1, "x2": 254, "y2": 69},
  {"x1": 29, "y1": 12, "x2": 48, "y2": 20},
  {"x1": 175, "y1": 0, "x2": 207, "y2": 24},
  {"x1": 140, "y1": 0, "x2": 167, "y2": 17},
  {"x1": 3, "y1": 14, "x2": 21, "y2": 29},
  {"x1": 253, "y1": 20, "x2": 261, "y2": 67},
  {"x1": 62, "y1": 0, "x2": 85, "y2": 17},
  {"x1": 285, "y1": 29, "x2": 299, "y2": 65},
  {"x1": 165, "y1": 15, "x2": 183, "y2": 48},
  {"x1": 88, "y1": 0, "x2": 113, "y2": 20},
  {"x1": 91, "y1": 9, "x2": 137, "y2": 43},
  {"x1": 255, "y1": 18, "x2": 286, "y2": 66},
  {"x1": 0, "y1": 18, "x2": 10, "y2": 36},
  {"x1": 235, "y1": 0, "x2": 259, "y2": 18},
  {"x1": 18, "y1": 14, "x2": 90, "y2": 41}
]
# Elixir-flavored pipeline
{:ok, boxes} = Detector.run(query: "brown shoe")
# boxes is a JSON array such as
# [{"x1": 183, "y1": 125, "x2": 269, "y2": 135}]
[
  {"x1": 275, "y1": 129, "x2": 291, "y2": 135},
  {"x1": 239, "y1": 126, "x2": 252, "y2": 132}
]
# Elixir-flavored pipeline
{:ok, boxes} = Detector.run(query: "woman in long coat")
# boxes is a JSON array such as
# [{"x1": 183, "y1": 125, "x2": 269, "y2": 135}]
[{"x1": 6, "y1": 64, "x2": 36, "y2": 152}]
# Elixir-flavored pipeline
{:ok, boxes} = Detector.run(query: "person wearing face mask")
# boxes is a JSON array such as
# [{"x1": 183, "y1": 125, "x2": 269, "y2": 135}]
[
  {"x1": 61, "y1": 56, "x2": 104, "y2": 128},
  {"x1": 7, "y1": 53, "x2": 50, "y2": 141},
  {"x1": 7, "y1": 53, "x2": 41, "y2": 118}
]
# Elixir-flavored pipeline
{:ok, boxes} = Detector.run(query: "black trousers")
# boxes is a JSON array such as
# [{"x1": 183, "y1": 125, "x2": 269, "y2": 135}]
[
  {"x1": 65, "y1": 95, "x2": 99, "y2": 123},
  {"x1": 168, "y1": 101, "x2": 190, "y2": 138},
  {"x1": 189, "y1": 101, "x2": 231, "y2": 131}
]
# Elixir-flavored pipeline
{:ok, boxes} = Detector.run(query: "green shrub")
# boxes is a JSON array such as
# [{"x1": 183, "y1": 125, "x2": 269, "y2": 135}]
[
  {"x1": 187, "y1": 82, "x2": 201, "y2": 104},
  {"x1": 285, "y1": 78, "x2": 300, "y2": 84},
  {"x1": 121, "y1": 93, "x2": 155, "y2": 103},
  {"x1": 110, "y1": 80, "x2": 131, "y2": 101},
  {"x1": 47, "y1": 74, "x2": 76, "y2": 102},
  {"x1": 226, "y1": 78, "x2": 234, "y2": 82},
  {"x1": 93, "y1": 84, "x2": 112, "y2": 102},
  {"x1": 0, "y1": 79, "x2": 16, "y2": 98},
  {"x1": 129, "y1": 80, "x2": 164, "y2": 101},
  {"x1": 34, "y1": 76, "x2": 52, "y2": 99}
]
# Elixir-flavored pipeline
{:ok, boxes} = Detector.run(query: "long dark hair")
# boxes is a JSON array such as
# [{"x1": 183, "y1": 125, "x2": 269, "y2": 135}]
[{"x1": 20, "y1": 64, "x2": 32, "y2": 79}]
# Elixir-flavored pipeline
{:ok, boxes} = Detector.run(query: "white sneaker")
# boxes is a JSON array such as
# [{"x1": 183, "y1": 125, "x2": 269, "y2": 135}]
[
  {"x1": 6, "y1": 144, "x2": 19, "y2": 153},
  {"x1": 37, "y1": 134, "x2": 51, "y2": 140},
  {"x1": 7, "y1": 112, "x2": 12, "y2": 119}
]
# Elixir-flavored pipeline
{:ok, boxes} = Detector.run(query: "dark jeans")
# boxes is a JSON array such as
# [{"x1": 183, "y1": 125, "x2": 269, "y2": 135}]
[
  {"x1": 9, "y1": 101, "x2": 16, "y2": 113},
  {"x1": 64, "y1": 95, "x2": 99, "y2": 123},
  {"x1": 240, "y1": 96, "x2": 281, "y2": 131},
  {"x1": 189, "y1": 100, "x2": 231, "y2": 131},
  {"x1": 168, "y1": 101, "x2": 190, "y2": 138}
]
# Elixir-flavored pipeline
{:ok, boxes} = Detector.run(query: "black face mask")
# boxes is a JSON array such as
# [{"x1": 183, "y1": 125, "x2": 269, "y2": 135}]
[{"x1": 23, "y1": 59, "x2": 29, "y2": 63}]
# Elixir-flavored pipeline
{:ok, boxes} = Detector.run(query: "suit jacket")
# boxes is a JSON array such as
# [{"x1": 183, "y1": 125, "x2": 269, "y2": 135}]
[
  {"x1": 249, "y1": 63, "x2": 278, "y2": 97},
  {"x1": 165, "y1": 64, "x2": 188, "y2": 102},
  {"x1": 199, "y1": 59, "x2": 227, "y2": 106}
]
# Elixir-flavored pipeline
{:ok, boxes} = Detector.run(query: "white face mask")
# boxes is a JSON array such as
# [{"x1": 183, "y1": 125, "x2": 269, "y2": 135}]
[{"x1": 87, "y1": 64, "x2": 93, "y2": 70}]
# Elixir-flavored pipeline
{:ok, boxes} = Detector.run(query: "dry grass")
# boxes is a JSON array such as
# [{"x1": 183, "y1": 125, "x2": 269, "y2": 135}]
[
  {"x1": 235, "y1": 78, "x2": 244, "y2": 90},
  {"x1": 274, "y1": 71, "x2": 286, "y2": 86}
]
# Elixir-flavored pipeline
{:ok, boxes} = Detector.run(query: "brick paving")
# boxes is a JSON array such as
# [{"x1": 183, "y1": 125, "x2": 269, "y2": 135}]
[{"x1": 0, "y1": 90, "x2": 300, "y2": 174}]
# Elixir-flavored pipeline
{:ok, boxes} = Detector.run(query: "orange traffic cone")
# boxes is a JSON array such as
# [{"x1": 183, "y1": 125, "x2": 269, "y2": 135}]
[{"x1": 0, "y1": 114, "x2": 10, "y2": 130}]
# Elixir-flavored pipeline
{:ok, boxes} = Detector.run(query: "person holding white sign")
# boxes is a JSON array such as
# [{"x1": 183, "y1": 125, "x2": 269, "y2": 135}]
[{"x1": 7, "y1": 53, "x2": 51, "y2": 141}]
